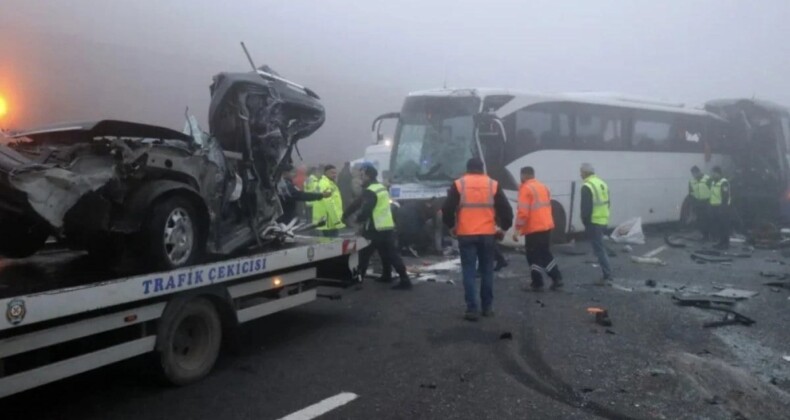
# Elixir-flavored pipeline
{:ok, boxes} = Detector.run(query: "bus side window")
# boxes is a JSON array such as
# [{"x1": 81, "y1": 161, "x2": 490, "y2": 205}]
[
  {"x1": 632, "y1": 111, "x2": 674, "y2": 151},
  {"x1": 574, "y1": 106, "x2": 625, "y2": 150}
]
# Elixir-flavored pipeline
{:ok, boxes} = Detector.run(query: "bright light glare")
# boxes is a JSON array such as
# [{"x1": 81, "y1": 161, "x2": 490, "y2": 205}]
[
  {"x1": 383, "y1": 139, "x2": 392, "y2": 147},
  {"x1": 0, "y1": 96, "x2": 7, "y2": 118}
]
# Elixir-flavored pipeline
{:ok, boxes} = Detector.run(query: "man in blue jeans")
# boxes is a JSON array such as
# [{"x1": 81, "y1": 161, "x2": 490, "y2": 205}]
[
  {"x1": 443, "y1": 158, "x2": 513, "y2": 321},
  {"x1": 580, "y1": 163, "x2": 612, "y2": 284}
]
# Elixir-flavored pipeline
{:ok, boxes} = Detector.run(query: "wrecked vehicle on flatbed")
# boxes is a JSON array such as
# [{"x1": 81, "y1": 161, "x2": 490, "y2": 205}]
[{"x1": 0, "y1": 66, "x2": 325, "y2": 270}]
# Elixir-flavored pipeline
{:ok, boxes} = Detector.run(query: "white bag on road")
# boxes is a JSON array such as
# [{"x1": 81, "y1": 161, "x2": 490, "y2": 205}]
[{"x1": 610, "y1": 217, "x2": 646, "y2": 245}]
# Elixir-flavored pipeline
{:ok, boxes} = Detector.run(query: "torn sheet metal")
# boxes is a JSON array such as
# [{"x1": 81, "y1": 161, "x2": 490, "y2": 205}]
[{"x1": 9, "y1": 165, "x2": 114, "y2": 228}]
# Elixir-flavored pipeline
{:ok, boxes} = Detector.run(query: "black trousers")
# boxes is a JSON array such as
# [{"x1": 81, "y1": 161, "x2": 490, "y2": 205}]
[
  {"x1": 524, "y1": 230, "x2": 561, "y2": 286},
  {"x1": 709, "y1": 205, "x2": 731, "y2": 246},
  {"x1": 358, "y1": 230, "x2": 409, "y2": 282},
  {"x1": 692, "y1": 199, "x2": 711, "y2": 238}
]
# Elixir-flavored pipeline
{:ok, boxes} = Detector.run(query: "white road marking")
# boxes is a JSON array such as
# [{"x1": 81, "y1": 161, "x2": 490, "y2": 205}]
[
  {"x1": 642, "y1": 245, "x2": 667, "y2": 258},
  {"x1": 278, "y1": 392, "x2": 359, "y2": 420}
]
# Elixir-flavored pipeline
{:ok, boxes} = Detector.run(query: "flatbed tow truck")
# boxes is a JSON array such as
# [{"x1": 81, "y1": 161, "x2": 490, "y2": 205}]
[{"x1": 0, "y1": 235, "x2": 366, "y2": 398}]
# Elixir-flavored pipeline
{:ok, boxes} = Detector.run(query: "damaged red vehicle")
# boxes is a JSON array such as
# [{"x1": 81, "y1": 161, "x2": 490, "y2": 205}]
[{"x1": 0, "y1": 66, "x2": 325, "y2": 270}]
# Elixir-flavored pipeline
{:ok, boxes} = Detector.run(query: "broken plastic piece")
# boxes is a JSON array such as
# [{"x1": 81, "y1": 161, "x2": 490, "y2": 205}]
[
  {"x1": 630, "y1": 256, "x2": 666, "y2": 266},
  {"x1": 587, "y1": 307, "x2": 612, "y2": 326}
]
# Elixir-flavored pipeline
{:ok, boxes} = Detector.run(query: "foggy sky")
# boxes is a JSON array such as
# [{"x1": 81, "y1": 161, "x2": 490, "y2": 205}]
[{"x1": 1, "y1": 0, "x2": 789, "y2": 164}]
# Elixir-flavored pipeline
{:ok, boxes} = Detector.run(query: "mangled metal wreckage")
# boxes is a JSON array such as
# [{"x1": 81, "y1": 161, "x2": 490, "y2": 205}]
[{"x1": 0, "y1": 66, "x2": 325, "y2": 270}]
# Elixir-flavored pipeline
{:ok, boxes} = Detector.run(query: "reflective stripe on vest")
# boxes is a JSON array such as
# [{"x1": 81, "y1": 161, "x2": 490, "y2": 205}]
[
  {"x1": 367, "y1": 183, "x2": 395, "y2": 230},
  {"x1": 515, "y1": 179, "x2": 555, "y2": 234},
  {"x1": 710, "y1": 178, "x2": 730, "y2": 206},
  {"x1": 454, "y1": 174, "x2": 498, "y2": 235},
  {"x1": 583, "y1": 175, "x2": 610, "y2": 225},
  {"x1": 690, "y1": 175, "x2": 711, "y2": 200}
]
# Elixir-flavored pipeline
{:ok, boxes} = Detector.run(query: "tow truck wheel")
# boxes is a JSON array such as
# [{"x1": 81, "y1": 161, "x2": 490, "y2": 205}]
[
  {"x1": 156, "y1": 297, "x2": 222, "y2": 386},
  {"x1": 145, "y1": 195, "x2": 202, "y2": 270}
]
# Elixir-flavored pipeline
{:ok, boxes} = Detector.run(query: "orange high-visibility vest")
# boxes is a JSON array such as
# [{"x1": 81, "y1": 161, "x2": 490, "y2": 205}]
[
  {"x1": 454, "y1": 173, "x2": 498, "y2": 236},
  {"x1": 515, "y1": 178, "x2": 554, "y2": 235}
]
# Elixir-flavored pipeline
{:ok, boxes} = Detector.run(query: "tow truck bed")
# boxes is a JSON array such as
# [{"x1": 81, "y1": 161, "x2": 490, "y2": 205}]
[{"x1": 0, "y1": 235, "x2": 366, "y2": 397}]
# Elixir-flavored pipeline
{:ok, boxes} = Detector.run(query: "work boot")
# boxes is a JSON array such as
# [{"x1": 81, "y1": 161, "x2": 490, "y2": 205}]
[
  {"x1": 391, "y1": 280, "x2": 412, "y2": 290},
  {"x1": 494, "y1": 259, "x2": 508, "y2": 272},
  {"x1": 530, "y1": 281, "x2": 545, "y2": 291},
  {"x1": 595, "y1": 276, "x2": 613, "y2": 287},
  {"x1": 482, "y1": 309, "x2": 495, "y2": 317},
  {"x1": 464, "y1": 310, "x2": 479, "y2": 321},
  {"x1": 550, "y1": 279, "x2": 564, "y2": 290}
]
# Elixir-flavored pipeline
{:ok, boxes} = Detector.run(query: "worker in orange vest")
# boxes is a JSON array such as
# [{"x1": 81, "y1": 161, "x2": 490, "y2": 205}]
[
  {"x1": 512, "y1": 166, "x2": 563, "y2": 290},
  {"x1": 443, "y1": 158, "x2": 513, "y2": 321}
]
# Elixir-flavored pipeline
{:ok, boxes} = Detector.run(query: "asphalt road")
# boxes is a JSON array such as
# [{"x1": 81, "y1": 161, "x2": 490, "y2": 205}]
[{"x1": 3, "y1": 233, "x2": 790, "y2": 419}]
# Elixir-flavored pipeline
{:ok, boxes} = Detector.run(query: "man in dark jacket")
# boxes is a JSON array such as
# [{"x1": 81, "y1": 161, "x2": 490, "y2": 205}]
[
  {"x1": 580, "y1": 163, "x2": 612, "y2": 284},
  {"x1": 344, "y1": 165, "x2": 412, "y2": 290},
  {"x1": 443, "y1": 158, "x2": 513, "y2": 320},
  {"x1": 277, "y1": 164, "x2": 330, "y2": 224}
]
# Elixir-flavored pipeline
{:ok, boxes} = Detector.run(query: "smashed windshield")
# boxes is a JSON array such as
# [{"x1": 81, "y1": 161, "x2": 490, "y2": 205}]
[{"x1": 391, "y1": 96, "x2": 480, "y2": 184}]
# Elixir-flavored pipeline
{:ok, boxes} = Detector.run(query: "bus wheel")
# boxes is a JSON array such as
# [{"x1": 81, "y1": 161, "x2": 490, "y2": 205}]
[
  {"x1": 156, "y1": 297, "x2": 222, "y2": 386},
  {"x1": 551, "y1": 201, "x2": 567, "y2": 244}
]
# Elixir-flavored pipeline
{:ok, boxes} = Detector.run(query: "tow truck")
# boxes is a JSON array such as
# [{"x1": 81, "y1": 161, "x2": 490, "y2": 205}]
[{"x1": 0, "y1": 234, "x2": 365, "y2": 397}]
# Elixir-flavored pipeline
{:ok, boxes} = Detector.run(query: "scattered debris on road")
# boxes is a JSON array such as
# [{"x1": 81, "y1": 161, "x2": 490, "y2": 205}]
[
  {"x1": 763, "y1": 281, "x2": 790, "y2": 290},
  {"x1": 690, "y1": 252, "x2": 733, "y2": 264},
  {"x1": 419, "y1": 383, "x2": 437, "y2": 389},
  {"x1": 587, "y1": 307, "x2": 612, "y2": 326},
  {"x1": 631, "y1": 256, "x2": 667, "y2": 266},
  {"x1": 711, "y1": 288, "x2": 759, "y2": 299},
  {"x1": 499, "y1": 332, "x2": 513, "y2": 340},
  {"x1": 645, "y1": 279, "x2": 657, "y2": 287}
]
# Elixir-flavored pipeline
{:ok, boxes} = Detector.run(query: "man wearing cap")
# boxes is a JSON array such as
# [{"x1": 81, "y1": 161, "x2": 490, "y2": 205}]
[
  {"x1": 344, "y1": 165, "x2": 413, "y2": 290},
  {"x1": 443, "y1": 158, "x2": 513, "y2": 321},
  {"x1": 277, "y1": 164, "x2": 331, "y2": 225},
  {"x1": 580, "y1": 163, "x2": 612, "y2": 284}
]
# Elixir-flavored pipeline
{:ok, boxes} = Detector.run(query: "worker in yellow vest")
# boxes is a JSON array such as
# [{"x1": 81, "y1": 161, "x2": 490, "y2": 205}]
[
  {"x1": 688, "y1": 166, "x2": 712, "y2": 240},
  {"x1": 709, "y1": 166, "x2": 732, "y2": 250},
  {"x1": 580, "y1": 163, "x2": 612, "y2": 285},
  {"x1": 343, "y1": 165, "x2": 412, "y2": 290},
  {"x1": 313, "y1": 165, "x2": 346, "y2": 237}
]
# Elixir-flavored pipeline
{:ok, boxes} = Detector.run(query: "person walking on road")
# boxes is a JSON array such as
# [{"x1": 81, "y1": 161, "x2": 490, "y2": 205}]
[
  {"x1": 512, "y1": 166, "x2": 563, "y2": 291},
  {"x1": 443, "y1": 158, "x2": 513, "y2": 321},
  {"x1": 580, "y1": 163, "x2": 612, "y2": 285},
  {"x1": 344, "y1": 165, "x2": 413, "y2": 290},
  {"x1": 709, "y1": 166, "x2": 732, "y2": 250},
  {"x1": 314, "y1": 165, "x2": 346, "y2": 237},
  {"x1": 688, "y1": 166, "x2": 712, "y2": 240}
]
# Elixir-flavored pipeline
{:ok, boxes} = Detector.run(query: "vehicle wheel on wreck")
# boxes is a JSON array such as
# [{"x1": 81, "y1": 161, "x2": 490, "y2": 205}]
[{"x1": 143, "y1": 195, "x2": 203, "y2": 271}]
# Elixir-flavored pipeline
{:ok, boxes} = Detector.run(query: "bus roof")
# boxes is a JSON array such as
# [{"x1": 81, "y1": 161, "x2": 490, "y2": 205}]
[{"x1": 406, "y1": 88, "x2": 714, "y2": 118}]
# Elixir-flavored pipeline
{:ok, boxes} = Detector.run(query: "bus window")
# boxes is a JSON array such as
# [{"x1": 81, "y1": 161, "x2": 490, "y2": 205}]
[
  {"x1": 574, "y1": 106, "x2": 625, "y2": 150},
  {"x1": 508, "y1": 103, "x2": 571, "y2": 156},
  {"x1": 671, "y1": 117, "x2": 705, "y2": 152},
  {"x1": 632, "y1": 111, "x2": 674, "y2": 151}
]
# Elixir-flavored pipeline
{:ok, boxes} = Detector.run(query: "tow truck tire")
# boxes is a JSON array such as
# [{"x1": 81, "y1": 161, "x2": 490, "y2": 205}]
[
  {"x1": 144, "y1": 195, "x2": 202, "y2": 271},
  {"x1": 156, "y1": 297, "x2": 222, "y2": 386}
]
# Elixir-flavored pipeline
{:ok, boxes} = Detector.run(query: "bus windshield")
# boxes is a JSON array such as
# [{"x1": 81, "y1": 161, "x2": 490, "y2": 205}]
[{"x1": 391, "y1": 96, "x2": 481, "y2": 184}]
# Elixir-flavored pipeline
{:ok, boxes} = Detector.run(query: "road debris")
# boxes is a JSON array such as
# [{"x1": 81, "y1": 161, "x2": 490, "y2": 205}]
[
  {"x1": 587, "y1": 307, "x2": 613, "y2": 326},
  {"x1": 672, "y1": 294, "x2": 738, "y2": 306},
  {"x1": 701, "y1": 308, "x2": 756, "y2": 328},
  {"x1": 631, "y1": 256, "x2": 667, "y2": 266},
  {"x1": 621, "y1": 245, "x2": 633, "y2": 253},
  {"x1": 419, "y1": 383, "x2": 437, "y2": 389},
  {"x1": 535, "y1": 299, "x2": 545, "y2": 308},
  {"x1": 759, "y1": 271, "x2": 788, "y2": 279},
  {"x1": 783, "y1": 355, "x2": 790, "y2": 362},
  {"x1": 711, "y1": 288, "x2": 759, "y2": 299},
  {"x1": 645, "y1": 279, "x2": 657, "y2": 287},
  {"x1": 643, "y1": 245, "x2": 668, "y2": 258},
  {"x1": 763, "y1": 281, "x2": 790, "y2": 290},
  {"x1": 673, "y1": 295, "x2": 755, "y2": 328},
  {"x1": 690, "y1": 252, "x2": 733, "y2": 263},
  {"x1": 499, "y1": 332, "x2": 513, "y2": 340},
  {"x1": 610, "y1": 217, "x2": 645, "y2": 245},
  {"x1": 664, "y1": 233, "x2": 688, "y2": 248}
]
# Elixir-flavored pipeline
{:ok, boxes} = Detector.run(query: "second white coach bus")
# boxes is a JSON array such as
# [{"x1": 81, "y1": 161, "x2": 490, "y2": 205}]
[{"x1": 379, "y1": 88, "x2": 730, "y2": 247}]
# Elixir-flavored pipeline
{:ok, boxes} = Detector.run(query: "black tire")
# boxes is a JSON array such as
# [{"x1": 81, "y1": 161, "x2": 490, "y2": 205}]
[
  {"x1": 551, "y1": 201, "x2": 567, "y2": 244},
  {"x1": 0, "y1": 219, "x2": 49, "y2": 258},
  {"x1": 156, "y1": 297, "x2": 222, "y2": 386},
  {"x1": 143, "y1": 195, "x2": 202, "y2": 271}
]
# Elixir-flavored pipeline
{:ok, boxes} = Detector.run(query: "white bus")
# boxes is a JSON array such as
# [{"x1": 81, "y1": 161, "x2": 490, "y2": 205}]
[{"x1": 382, "y1": 88, "x2": 730, "y2": 248}]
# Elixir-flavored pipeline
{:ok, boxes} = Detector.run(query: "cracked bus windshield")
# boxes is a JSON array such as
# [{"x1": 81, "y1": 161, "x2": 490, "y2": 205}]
[{"x1": 391, "y1": 96, "x2": 480, "y2": 185}]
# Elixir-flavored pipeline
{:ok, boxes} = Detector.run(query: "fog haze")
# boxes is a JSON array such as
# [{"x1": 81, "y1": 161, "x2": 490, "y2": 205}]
[{"x1": 1, "y1": 0, "x2": 789, "y2": 163}]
